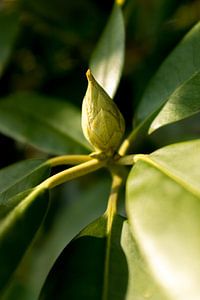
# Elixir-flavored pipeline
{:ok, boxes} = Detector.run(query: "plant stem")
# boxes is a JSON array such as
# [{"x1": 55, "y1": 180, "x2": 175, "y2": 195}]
[
  {"x1": 102, "y1": 170, "x2": 124, "y2": 300},
  {"x1": 116, "y1": 154, "x2": 136, "y2": 165},
  {"x1": 47, "y1": 154, "x2": 92, "y2": 167},
  {"x1": 118, "y1": 125, "x2": 140, "y2": 156},
  {"x1": 105, "y1": 171, "x2": 123, "y2": 217},
  {"x1": 40, "y1": 159, "x2": 105, "y2": 189},
  {"x1": 118, "y1": 110, "x2": 161, "y2": 156}
]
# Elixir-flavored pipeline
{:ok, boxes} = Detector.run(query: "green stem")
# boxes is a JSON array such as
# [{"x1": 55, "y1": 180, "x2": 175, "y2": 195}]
[
  {"x1": 47, "y1": 154, "x2": 92, "y2": 167},
  {"x1": 118, "y1": 125, "x2": 141, "y2": 156},
  {"x1": 118, "y1": 109, "x2": 162, "y2": 156},
  {"x1": 105, "y1": 171, "x2": 123, "y2": 217},
  {"x1": 116, "y1": 154, "x2": 136, "y2": 165},
  {"x1": 102, "y1": 169, "x2": 124, "y2": 300},
  {"x1": 40, "y1": 159, "x2": 105, "y2": 189}
]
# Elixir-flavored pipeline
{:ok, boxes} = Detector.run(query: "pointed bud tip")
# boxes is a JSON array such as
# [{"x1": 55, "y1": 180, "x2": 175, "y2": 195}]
[{"x1": 86, "y1": 69, "x2": 94, "y2": 82}]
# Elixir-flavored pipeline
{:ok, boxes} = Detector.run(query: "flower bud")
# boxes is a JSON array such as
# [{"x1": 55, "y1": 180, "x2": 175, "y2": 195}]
[{"x1": 82, "y1": 69, "x2": 125, "y2": 156}]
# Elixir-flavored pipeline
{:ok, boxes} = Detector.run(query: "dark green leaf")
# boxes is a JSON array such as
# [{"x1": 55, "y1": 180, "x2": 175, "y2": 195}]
[
  {"x1": 40, "y1": 215, "x2": 127, "y2": 300},
  {"x1": 0, "y1": 92, "x2": 91, "y2": 155},
  {"x1": 0, "y1": 187, "x2": 49, "y2": 293},
  {"x1": 127, "y1": 140, "x2": 200, "y2": 300},
  {"x1": 90, "y1": 2, "x2": 125, "y2": 98},
  {"x1": 136, "y1": 21, "x2": 200, "y2": 133},
  {"x1": 0, "y1": 159, "x2": 50, "y2": 206},
  {"x1": 0, "y1": 10, "x2": 20, "y2": 77},
  {"x1": 149, "y1": 71, "x2": 200, "y2": 133},
  {"x1": 40, "y1": 214, "x2": 169, "y2": 300}
]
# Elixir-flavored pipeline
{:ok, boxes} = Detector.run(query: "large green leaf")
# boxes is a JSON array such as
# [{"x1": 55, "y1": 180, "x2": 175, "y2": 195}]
[
  {"x1": 0, "y1": 159, "x2": 50, "y2": 205},
  {"x1": 121, "y1": 221, "x2": 170, "y2": 300},
  {"x1": 0, "y1": 93, "x2": 91, "y2": 155},
  {"x1": 90, "y1": 2, "x2": 125, "y2": 98},
  {"x1": 127, "y1": 140, "x2": 200, "y2": 300},
  {"x1": 136, "y1": 21, "x2": 200, "y2": 133},
  {"x1": 40, "y1": 214, "x2": 169, "y2": 300},
  {"x1": 0, "y1": 187, "x2": 49, "y2": 293},
  {"x1": 0, "y1": 10, "x2": 20, "y2": 77},
  {"x1": 2, "y1": 176, "x2": 111, "y2": 300}
]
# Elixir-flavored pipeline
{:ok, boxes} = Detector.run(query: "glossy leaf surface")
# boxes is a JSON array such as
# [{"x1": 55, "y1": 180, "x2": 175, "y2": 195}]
[
  {"x1": 0, "y1": 93, "x2": 91, "y2": 155},
  {"x1": 90, "y1": 2, "x2": 125, "y2": 98},
  {"x1": 127, "y1": 140, "x2": 200, "y2": 300},
  {"x1": 149, "y1": 71, "x2": 200, "y2": 133},
  {"x1": 136, "y1": 21, "x2": 200, "y2": 133}
]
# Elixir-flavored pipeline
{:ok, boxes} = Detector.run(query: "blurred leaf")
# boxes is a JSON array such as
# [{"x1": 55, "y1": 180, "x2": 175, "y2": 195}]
[
  {"x1": 136, "y1": 21, "x2": 200, "y2": 133},
  {"x1": 127, "y1": 140, "x2": 200, "y2": 300},
  {"x1": 2, "y1": 176, "x2": 110, "y2": 300},
  {"x1": 90, "y1": 2, "x2": 125, "y2": 98},
  {"x1": 0, "y1": 159, "x2": 50, "y2": 206},
  {"x1": 0, "y1": 187, "x2": 49, "y2": 293},
  {"x1": 0, "y1": 93, "x2": 91, "y2": 155},
  {"x1": 0, "y1": 10, "x2": 20, "y2": 77}
]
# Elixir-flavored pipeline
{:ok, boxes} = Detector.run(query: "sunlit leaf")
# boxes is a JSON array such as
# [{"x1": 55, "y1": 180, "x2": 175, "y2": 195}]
[
  {"x1": 127, "y1": 140, "x2": 200, "y2": 300},
  {"x1": 121, "y1": 221, "x2": 170, "y2": 300},
  {"x1": 0, "y1": 92, "x2": 91, "y2": 155},
  {"x1": 90, "y1": 2, "x2": 125, "y2": 98}
]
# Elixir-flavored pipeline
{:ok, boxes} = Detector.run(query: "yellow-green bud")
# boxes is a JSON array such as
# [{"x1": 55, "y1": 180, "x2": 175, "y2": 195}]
[{"x1": 82, "y1": 69, "x2": 125, "y2": 156}]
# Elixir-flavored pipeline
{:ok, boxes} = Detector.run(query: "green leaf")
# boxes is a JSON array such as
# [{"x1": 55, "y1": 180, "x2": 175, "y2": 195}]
[
  {"x1": 0, "y1": 187, "x2": 49, "y2": 293},
  {"x1": 40, "y1": 214, "x2": 169, "y2": 300},
  {"x1": 2, "y1": 176, "x2": 111, "y2": 300},
  {"x1": 149, "y1": 71, "x2": 200, "y2": 133},
  {"x1": 127, "y1": 139, "x2": 200, "y2": 300},
  {"x1": 0, "y1": 92, "x2": 91, "y2": 155},
  {"x1": 0, "y1": 159, "x2": 50, "y2": 206},
  {"x1": 90, "y1": 2, "x2": 125, "y2": 98},
  {"x1": 121, "y1": 221, "x2": 170, "y2": 300},
  {"x1": 136, "y1": 21, "x2": 200, "y2": 133},
  {"x1": 0, "y1": 10, "x2": 20, "y2": 77}
]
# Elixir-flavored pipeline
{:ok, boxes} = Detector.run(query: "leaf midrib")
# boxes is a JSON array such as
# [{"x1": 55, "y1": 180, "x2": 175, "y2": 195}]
[{"x1": 136, "y1": 154, "x2": 200, "y2": 198}]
